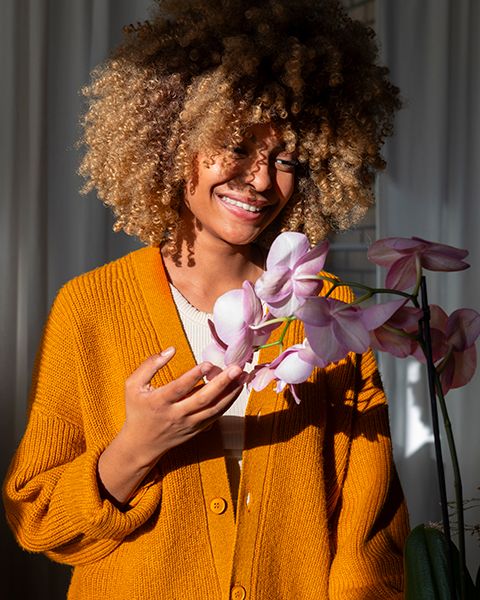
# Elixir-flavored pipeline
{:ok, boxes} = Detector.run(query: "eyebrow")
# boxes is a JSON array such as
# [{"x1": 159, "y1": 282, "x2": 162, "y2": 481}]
[{"x1": 246, "y1": 134, "x2": 287, "y2": 153}]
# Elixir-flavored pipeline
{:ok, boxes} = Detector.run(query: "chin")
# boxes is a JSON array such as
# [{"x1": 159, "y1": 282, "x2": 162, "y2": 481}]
[{"x1": 221, "y1": 228, "x2": 264, "y2": 247}]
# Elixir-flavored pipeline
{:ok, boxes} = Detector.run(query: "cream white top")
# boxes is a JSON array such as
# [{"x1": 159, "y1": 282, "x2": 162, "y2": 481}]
[{"x1": 169, "y1": 284, "x2": 259, "y2": 455}]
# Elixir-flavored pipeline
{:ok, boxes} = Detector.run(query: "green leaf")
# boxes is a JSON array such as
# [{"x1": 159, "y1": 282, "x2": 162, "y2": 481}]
[
  {"x1": 405, "y1": 525, "x2": 478, "y2": 600},
  {"x1": 405, "y1": 525, "x2": 453, "y2": 600}
]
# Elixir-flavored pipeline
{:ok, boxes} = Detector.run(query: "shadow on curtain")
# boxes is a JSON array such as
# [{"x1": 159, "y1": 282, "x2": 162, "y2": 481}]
[{"x1": 0, "y1": 1, "x2": 149, "y2": 597}]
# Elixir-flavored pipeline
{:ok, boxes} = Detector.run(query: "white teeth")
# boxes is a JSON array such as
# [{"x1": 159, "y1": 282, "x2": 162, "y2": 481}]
[{"x1": 221, "y1": 196, "x2": 263, "y2": 213}]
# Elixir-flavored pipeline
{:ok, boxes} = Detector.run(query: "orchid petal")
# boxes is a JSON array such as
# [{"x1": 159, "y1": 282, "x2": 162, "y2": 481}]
[
  {"x1": 369, "y1": 327, "x2": 417, "y2": 358},
  {"x1": 385, "y1": 255, "x2": 418, "y2": 290},
  {"x1": 254, "y1": 265, "x2": 292, "y2": 303},
  {"x1": 360, "y1": 299, "x2": 406, "y2": 331},
  {"x1": 289, "y1": 384, "x2": 302, "y2": 404},
  {"x1": 266, "y1": 231, "x2": 310, "y2": 270},
  {"x1": 295, "y1": 296, "x2": 335, "y2": 326},
  {"x1": 250, "y1": 319, "x2": 283, "y2": 342},
  {"x1": 450, "y1": 346, "x2": 477, "y2": 389},
  {"x1": 332, "y1": 313, "x2": 370, "y2": 355},
  {"x1": 242, "y1": 280, "x2": 263, "y2": 325},
  {"x1": 208, "y1": 319, "x2": 228, "y2": 350},
  {"x1": 224, "y1": 330, "x2": 253, "y2": 367},
  {"x1": 304, "y1": 322, "x2": 350, "y2": 364},
  {"x1": 213, "y1": 289, "x2": 245, "y2": 343},
  {"x1": 446, "y1": 309, "x2": 480, "y2": 350},
  {"x1": 294, "y1": 240, "x2": 329, "y2": 274},
  {"x1": 411, "y1": 237, "x2": 469, "y2": 272},
  {"x1": 202, "y1": 342, "x2": 226, "y2": 367},
  {"x1": 368, "y1": 237, "x2": 422, "y2": 266},
  {"x1": 273, "y1": 351, "x2": 315, "y2": 384},
  {"x1": 292, "y1": 277, "x2": 323, "y2": 299},
  {"x1": 440, "y1": 346, "x2": 477, "y2": 394},
  {"x1": 429, "y1": 304, "x2": 449, "y2": 333},
  {"x1": 266, "y1": 293, "x2": 306, "y2": 318},
  {"x1": 421, "y1": 253, "x2": 470, "y2": 272},
  {"x1": 297, "y1": 339, "x2": 328, "y2": 367},
  {"x1": 249, "y1": 366, "x2": 276, "y2": 392},
  {"x1": 389, "y1": 306, "x2": 422, "y2": 332}
]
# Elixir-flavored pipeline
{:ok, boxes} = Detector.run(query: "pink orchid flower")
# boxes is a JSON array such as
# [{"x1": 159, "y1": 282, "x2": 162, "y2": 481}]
[
  {"x1": 202, "y1": 280, "x2": 280, "y2": 368},
  {"x1": 248, "y1": 339, "x2": 325, "y2": 404},
  {"x1": 367, "y1": 237, "x2": 469, "y2": 291},
  {"x1": 296, "y1": 297, "x2": 406, "y2": 364},
  {"x1": 367, "y1": 304, "x2": 423, "y2": 358},
  {"x1": 255, "y1": 231, "x2": 329, "y2": 317},
  {"x1": 433, "y1": 308, "x2": 480, "y2": 394},
  {"x1": 295, "y1": 296, "x2": 370, "y2": 363}
]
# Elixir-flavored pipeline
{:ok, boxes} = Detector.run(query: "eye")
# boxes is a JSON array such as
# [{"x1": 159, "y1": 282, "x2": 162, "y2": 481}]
[
  {"x1": 231, "y1": 145, "x2": 248, "y2": 158},
  {"x1": 275, "y1": 156, "x2": 298, "y2": 172}
]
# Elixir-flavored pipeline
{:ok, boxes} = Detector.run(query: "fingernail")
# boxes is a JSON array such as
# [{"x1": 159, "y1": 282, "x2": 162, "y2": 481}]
[
  {"x1": 200, "y1": 362, "x2": 213, "y2": 376},
  {"x1": 226, "y1": 365, "x2": 242, "y2": 380},
  {"x1": 161, "y1": 346, "x2": 175, "y2": 357}
]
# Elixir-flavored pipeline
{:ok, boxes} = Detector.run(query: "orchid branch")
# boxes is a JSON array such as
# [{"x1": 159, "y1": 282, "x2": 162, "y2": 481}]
[{"x1": 204, "y1": 232, "x2": 478, "y2": 596}]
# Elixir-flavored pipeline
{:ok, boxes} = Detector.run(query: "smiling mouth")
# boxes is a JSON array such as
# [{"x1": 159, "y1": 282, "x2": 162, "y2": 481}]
[{"x1": 220, "y1": 195, "x2": 265, "y2": 213}]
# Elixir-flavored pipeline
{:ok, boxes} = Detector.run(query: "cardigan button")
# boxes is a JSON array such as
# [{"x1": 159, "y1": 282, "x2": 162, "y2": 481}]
[
  {"x1": 231, "y1": 585, "x2": 246, "y2": 600},
  {"x1": 209, "y1": 497, "x2": 227, "y2": 514}
]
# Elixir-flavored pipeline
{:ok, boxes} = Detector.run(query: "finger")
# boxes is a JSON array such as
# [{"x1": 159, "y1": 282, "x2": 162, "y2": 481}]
[
  {"x1": 157, "y1": 361, "x2": 214, "y2": 402},
  {"x1": 127, "y1": 347, "x2": 176, "y2": 389},
  {"x1": 189, "y1": 383, "x2": 244, "y2": 430},
  {"x1": 203, "y1": 364, "x2": 222, "y2": 381},
  {"x1": 177, "y1": 365, "x2": 243, "y2": 415}
]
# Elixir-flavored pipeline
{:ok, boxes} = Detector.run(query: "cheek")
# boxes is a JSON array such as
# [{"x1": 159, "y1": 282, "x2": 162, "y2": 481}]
[{"x1": 278, "y1": 173, "x2": 296, "y2": 204}]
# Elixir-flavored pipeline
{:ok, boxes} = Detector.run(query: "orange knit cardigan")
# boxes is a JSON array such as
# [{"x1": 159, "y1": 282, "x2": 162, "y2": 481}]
[{"x1": 3, "y1": 246, "x2": 409, "y2": 599}]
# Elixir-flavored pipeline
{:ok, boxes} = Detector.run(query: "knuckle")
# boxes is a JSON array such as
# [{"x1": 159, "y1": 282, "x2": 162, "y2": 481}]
[
  {"x1": 125, "y1": 376, "x2": 135, "y2": 391},
  {"x1": 194, "y1": 392, "x2": 211, "y2": 409}
]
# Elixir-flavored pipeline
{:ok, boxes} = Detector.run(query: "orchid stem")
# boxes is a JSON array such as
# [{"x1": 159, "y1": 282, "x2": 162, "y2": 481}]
[
  {"x1": 419, "y1": 277, "x2": 459, "y2": 599},
  {"x1": 251, "y1": 316, "x2": 296, "y2": 330},
  {"x1": 312, "y1": 274, "x2": 413, "y2": 300},
  {"x1": 434, "y1": 374, "x2": 467, "y2": 600},
  {"x1": 257, "y1": 318, "x2": 295, "y2": 353}
]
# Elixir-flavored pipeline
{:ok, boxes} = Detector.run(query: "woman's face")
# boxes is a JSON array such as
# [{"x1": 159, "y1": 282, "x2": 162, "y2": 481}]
[{"x1": 183, "y1": 123, "x2": 296, "y2": 248}]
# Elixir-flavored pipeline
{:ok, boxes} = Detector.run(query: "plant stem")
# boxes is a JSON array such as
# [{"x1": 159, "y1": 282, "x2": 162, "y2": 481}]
[
  {"x1": 419, "y1": 277, "x2": 458, "y2": 598},
  {"x1": 309, "y1": 274, "x2": 413, "y2": 300},
  {"x1": 256, "y1": 318, "x2": 294, "y2": 353},
  {"x1": 435, "y1": 374, "x2": 467, "y2": 600}
]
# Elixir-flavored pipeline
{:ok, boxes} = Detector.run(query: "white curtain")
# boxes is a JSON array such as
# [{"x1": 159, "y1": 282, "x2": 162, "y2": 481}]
[
  {"x1": 377, "y1": 0, "x2": 480, "y2": 576},
  {"x1": 2, "y1": 0, "x2": 480, "y2": 596},
  {"x1": 0, "y1": 1, "x2": 149, "y2": 597}
]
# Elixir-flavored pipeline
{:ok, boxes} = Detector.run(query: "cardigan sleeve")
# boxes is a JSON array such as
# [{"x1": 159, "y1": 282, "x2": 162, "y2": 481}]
[
  {"x1": 325, "y1": 349, "x2": 409, "y2": 599},
  {"x1": 2, "y1": 286, "x2": 163, "y2": 566}
]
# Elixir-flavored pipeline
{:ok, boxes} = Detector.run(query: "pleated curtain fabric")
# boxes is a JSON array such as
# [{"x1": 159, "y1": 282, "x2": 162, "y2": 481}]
[
  {"x1": 376, "y1": 0, "x2": 480, "y2": 577},
  {"x1": 2, "y1": 0, "x2": 480, "y2": 596},
  {"x1": 0, "y1": 2, "x2": 149, "y2": 598}
]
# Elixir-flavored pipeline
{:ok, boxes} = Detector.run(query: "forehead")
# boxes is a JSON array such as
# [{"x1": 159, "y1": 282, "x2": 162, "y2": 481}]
[{"x1": 242, "y1": 123, "x2": 285, "y2": 149}]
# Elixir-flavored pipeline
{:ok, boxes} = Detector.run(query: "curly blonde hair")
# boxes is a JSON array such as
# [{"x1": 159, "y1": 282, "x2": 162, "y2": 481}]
[{"x1": 79, "y1": 0, "x2": 400, "y2": 250}]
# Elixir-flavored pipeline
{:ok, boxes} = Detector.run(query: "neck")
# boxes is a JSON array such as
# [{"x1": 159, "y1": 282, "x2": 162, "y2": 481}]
[{"x1": 162, "y1": 235, "x2": 264, "y2": 313}]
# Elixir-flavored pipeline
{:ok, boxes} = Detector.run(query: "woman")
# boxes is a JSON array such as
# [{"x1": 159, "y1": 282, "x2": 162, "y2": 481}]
[{"x1": 3, "y1": 0, "x2": 409, "y2": 598}]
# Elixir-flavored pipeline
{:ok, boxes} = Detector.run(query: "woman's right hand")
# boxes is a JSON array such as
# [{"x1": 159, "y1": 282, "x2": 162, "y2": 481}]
[{"x1": 97, "y1": 347, "x2": 243, "y2": 505}]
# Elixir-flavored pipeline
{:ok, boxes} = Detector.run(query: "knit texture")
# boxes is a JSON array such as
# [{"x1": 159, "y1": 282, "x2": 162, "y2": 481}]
[{"x1": 3, "y1": 246, "x2": 409, "y2": 599}]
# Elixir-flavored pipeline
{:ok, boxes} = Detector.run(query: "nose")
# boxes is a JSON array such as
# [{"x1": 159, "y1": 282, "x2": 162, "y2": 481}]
[{"x1": 246, "y1": 153, "x2": 273, "y2": 192}]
